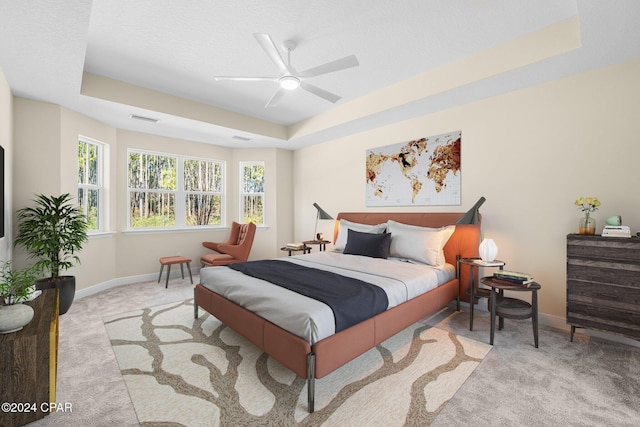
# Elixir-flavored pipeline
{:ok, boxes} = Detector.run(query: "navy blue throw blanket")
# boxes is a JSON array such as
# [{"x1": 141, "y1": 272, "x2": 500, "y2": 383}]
[{"x1": 228, "y1": 260, "x2": 389, "y2": 333}]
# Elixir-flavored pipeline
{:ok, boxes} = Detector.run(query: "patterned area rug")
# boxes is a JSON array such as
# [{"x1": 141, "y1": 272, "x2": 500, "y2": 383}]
[{"x1": 104, "y1": 300, "x2": 491, "y2": 426}]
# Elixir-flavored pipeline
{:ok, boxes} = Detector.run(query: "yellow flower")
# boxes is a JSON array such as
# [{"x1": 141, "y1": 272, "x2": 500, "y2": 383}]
[
  {"x1": 589, "y1": 197, "x2": 601, "y2": 207},
  {"x1": 575, "y1": 196, "x2": 600, "y2": 212}
]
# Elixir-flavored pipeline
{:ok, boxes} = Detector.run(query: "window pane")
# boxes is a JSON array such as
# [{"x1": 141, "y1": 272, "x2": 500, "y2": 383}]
[
  {"x1": 184, "y1": 159, "x2": 222, "y2": 192},
  {"x1": 87, "y1": 143, "x2": 98, "y2": 185},
  {"x1": 243, "y1": 163, "x2": 264, "y2": 193},
  {"x1": 78, "y1": 141, "x2": 86, "y2": 183},
  {"x1": 78, "y1": 188, "x2": 99, "y2": 230},
  {"x1": 243, "y1": 195, "x2": 263, "y2": 224},
  {"x1": 129, "y1": 191, "x2": 175, "y2": 227},
  {"x1": 128, "y1": 152, "x2": 176, "y2": 190},
  {"x1": 185, "y1": 194, "x2": 221, "y2": 226}
]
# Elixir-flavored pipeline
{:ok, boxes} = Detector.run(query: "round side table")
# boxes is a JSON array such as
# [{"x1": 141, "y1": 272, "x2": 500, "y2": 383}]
[
  {"x1": 481, "y1": 276, "x2": 541, "y2": 348},
  {"x1": 280, "y1": 246, "x2": 311, "y2": 256},
  {"x1": 302, "y1": 240, "x2": 331, "y2": 251},
  {"x1": 458, "y1": 258, "x2": 505, "y2": 331}
]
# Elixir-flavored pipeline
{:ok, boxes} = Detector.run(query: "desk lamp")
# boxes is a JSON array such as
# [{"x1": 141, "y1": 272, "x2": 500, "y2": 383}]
[{"x1": 313, "y1": 203, "x2": 333, "y2": 241}]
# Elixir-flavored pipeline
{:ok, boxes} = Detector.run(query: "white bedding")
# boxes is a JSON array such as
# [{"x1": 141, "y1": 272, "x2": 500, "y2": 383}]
[{"x1": 199, "y1": 252, "x2": 455, "y2": 344}]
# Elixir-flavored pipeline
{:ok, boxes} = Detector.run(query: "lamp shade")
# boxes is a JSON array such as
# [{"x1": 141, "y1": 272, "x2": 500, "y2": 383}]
[
  {"x1": 456, "y1": 197, "x2": 486, "y2": 225},
  {"x1": 479, "y1": 238, "x2": 498, "y2": 262},
  {"x1": 313, "y1": 203, "x2": 333, "y2": 220}
]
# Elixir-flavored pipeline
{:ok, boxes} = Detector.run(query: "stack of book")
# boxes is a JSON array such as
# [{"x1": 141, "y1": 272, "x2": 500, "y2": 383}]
[
  {"x1": 492, "y1": 270, "x2": 534, "y2": 287},
  {"x1": 285, "y1": 242, "x2": 306, "y2": 250}
]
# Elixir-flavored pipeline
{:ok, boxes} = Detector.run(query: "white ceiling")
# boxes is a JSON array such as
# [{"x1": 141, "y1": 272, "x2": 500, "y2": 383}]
[{"x1": 1, "y1": 0, "x2": 639, "y2": 149}]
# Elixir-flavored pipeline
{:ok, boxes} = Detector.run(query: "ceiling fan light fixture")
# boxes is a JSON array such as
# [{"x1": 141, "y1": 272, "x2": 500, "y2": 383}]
[{"x1": 279, "y1": 75, "x2": 300, "y2": 90}]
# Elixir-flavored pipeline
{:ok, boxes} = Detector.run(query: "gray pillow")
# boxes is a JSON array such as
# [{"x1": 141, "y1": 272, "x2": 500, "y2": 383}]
[{"x1": 343, "y1": 229, "x2": 391, "y2": 259}]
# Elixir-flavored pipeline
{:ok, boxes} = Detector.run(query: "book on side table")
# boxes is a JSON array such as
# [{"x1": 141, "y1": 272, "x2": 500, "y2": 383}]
[
  {"x1": 492, "y1": 270, "x2": 534, "y2": 287},
  {"x1": 471, "y1": 259, "x2": 505, "y2": 267},
  {"x1": 285, "y1": 243, "x2": 306, "y2": 250}
]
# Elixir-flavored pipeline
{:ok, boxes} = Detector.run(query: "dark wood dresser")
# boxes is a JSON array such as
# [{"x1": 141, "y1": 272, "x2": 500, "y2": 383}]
[{"x1": 566, "y1": 234, "x2": 640, "y2": 341}]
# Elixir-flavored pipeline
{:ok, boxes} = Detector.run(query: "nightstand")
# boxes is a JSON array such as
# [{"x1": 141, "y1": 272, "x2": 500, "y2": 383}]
[
  {"x1": 280, "y1": 245, "x2": 311, "y2": 256},
  {"x1": 459, "y1": 258, "x2": 505, "y2": 331},
  {"x1": 481, "y1": 276, "x2": 541, "y2": 348},
  {"x1": 302, "y1": 240, "x2": 331, "y2": 251}
]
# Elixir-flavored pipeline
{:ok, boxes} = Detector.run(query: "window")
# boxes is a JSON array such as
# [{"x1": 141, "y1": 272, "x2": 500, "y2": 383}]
[
  {"x1": 240, "y1": 162, "x2": 264, "y2": 225},
  {"x1": 78, "y1": 137, "x2": 104, "y2": 232},
  {"x1": 184, "y1": 158, "x2": 223, "y2": 226},
  {"x1": 127, "y1": 150, "x2": 224, "y2": 229}
]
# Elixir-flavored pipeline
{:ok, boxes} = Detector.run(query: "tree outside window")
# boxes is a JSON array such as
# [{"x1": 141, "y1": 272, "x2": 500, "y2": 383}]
[
  {"x1": 128, "y1": 151, "x2": 176, "y2": 228},
  {"x1": 240, "y1": 162, "x2": 264, "y2": 225},
  {"x1": 184, "y1": 158, "x2": 223, "y2": 226},
  {"x1": 127, "y1": 150, "x2": 224, "y2": 228},
  {"x1": 78, "y1": 137, "x2": 104, "y2": 232}
]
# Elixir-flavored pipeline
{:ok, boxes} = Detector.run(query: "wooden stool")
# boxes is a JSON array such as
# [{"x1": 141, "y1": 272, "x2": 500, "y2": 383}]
[{"x1": 158, "y1": 256, "x2": 193, "y2": 288}]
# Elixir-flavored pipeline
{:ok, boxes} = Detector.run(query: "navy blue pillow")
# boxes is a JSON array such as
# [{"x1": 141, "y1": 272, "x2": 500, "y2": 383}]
[{"x1": 343, "y1": 229, "x2": 391, "y2": 259}]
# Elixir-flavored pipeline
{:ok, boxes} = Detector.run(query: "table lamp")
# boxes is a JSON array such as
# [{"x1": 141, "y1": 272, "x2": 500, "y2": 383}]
[{"x1": 313, "y1": 203, "x2": 333, "y2": 241}]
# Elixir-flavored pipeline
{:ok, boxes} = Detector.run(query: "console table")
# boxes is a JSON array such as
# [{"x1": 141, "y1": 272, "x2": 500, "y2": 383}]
[
  {"x1": 0, "y1": 289, "x2": 59, "y2": 427},
  {"x1": 566, "y1": 234, "x2": 640, "y2": 341}
]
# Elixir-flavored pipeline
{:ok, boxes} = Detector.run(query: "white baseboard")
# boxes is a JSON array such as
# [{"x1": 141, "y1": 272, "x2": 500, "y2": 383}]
[{"x1": 74, "y1": 266, "x2": 202, "y2": 300}]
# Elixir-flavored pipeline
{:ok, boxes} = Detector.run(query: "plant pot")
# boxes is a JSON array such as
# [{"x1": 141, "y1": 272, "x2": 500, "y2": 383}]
[
  {"x1": 0, "y1": 303, "x2": 35, "y2": 334},
  {"x1": 36, "y1": 276, "x2": 75, "y2": 315}
]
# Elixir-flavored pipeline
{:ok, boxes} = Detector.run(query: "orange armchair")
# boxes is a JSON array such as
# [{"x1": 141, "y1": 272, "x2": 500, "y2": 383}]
[{"x1": 200, "y1": 221, "x2": 256, "y2": 267}]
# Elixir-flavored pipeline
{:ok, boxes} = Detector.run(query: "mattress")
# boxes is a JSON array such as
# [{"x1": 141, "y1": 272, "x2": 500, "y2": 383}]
[{"x1": 199, "y1": 251, "x2": 455, "y2": 344}]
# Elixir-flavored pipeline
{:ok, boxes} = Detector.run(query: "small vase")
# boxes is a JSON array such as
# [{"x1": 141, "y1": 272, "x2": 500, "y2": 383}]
[{"x1": 579, "y1": 215, "x2": 596, "y2": 235}]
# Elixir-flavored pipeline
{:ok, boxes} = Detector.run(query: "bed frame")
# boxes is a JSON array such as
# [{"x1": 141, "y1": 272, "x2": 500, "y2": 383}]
[{"x1": 194, "y1": 212, "x2": 480, "y2": 412}]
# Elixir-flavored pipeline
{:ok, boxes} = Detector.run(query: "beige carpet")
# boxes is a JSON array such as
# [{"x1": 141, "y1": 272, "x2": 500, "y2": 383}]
[{"x1": 104, "y1": 299, "x2": 491, "y2": 426}]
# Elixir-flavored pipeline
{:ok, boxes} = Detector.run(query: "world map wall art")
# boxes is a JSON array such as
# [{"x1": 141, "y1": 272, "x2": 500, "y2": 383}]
[{"x1": 366, "y1": 131, "x2": 461, "y2": 207}]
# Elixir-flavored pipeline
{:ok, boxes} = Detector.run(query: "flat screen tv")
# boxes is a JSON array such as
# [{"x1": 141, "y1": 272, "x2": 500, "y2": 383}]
[{"x1": 1, "y1": 145, "x2": 4, "y2": 238}]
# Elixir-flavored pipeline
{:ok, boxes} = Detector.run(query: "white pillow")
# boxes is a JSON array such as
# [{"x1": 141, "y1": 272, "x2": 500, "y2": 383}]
[
  {"x1": 386, "y1": 220, "x2": 455, "y2": 267},
  {"x1": 334, "y1": 219, "x2": 387, "y2": 252}
]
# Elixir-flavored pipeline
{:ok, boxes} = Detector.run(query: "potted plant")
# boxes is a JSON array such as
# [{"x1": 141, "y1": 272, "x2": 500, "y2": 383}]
[
  {"x1": 0, "y1": 261, "x2": 39, "y2": 333},
  {"x1": 14, "y1": 193, "x2": 88, "y2": 315}
]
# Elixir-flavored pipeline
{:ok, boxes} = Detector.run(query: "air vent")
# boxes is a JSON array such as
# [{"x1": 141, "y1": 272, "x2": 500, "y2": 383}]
[
  {"x1": 232, "y1": 135, "x2": 252, "y2": 141},
  {"x1": 129, "y1": 114, "x2": 159, "y2": 123}
]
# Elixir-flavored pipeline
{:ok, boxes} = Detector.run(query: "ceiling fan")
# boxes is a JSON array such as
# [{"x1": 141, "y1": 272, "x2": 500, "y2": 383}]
[{"x1": 214, "y1": 33, "x2": 359, "y2": 108}]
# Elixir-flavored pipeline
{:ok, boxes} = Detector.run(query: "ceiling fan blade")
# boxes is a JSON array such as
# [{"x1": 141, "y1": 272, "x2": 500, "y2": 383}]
[
  {"x1": 253, "y1": 33, "x2": 293, "y2": 74},
  {"x1": 265, "y1": 87, "x2": 286, "y2": 108},
  {"x1": 300, "y1": 81, "x2": 341, "y2": 103},
  {"x1": 298, "y1": 54, "x2": 359, "y2": 78},
  {"x1": 214, "y1": 76, "x2": 276, "y2": 82}
]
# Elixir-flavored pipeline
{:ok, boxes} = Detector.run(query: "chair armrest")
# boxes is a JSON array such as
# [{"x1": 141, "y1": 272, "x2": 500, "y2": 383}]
[
  {"x1": 202, "y1": 241, "x2": 222, "y2": 251},
  {"x1": 216, "y1": 243, "x2": 245, "y2": 259}
]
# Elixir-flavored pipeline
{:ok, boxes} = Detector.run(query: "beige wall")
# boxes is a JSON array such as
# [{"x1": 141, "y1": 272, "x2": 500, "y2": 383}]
[
  {"x1": 114, "y1": 130, "x2": 236, "y2": 278},
  {"x1": 293, "y1": 58, "x2": 640, "y2": 323},
  {"x1": 0, "y1": 67, "x2": 11, "y2": 262},
  {"x1": 9, "y1": 57, "x2": 640, "y2": 325},
  {"x1": 12, "y1": 106, "x2": 294, "y2": 290}
]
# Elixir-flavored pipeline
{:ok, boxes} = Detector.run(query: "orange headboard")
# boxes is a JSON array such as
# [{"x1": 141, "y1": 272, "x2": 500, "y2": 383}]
[{"x1": 334, "y1": 212, "x2": 481, "y2": 296}]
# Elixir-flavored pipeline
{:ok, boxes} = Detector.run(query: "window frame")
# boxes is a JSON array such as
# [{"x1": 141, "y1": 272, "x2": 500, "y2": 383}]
[
  {"x1": 78, "y1": 136, "x2": 105, "y2": 234},
  {"x1": 127, "y1": 149, "x2": 225, "y2": 230},
  {"x1": 239, "y1": 161, "x2": 265, "y2": 226}
]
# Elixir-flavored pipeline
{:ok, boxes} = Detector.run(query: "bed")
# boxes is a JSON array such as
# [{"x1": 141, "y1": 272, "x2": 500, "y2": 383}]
[{"x1": 194, "y1": 212, "x2": 481, "y2": 412}]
